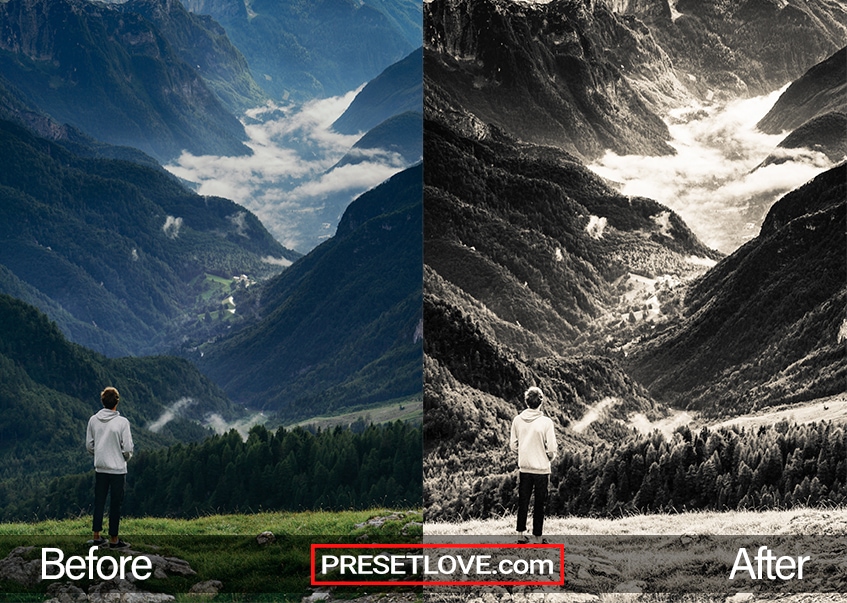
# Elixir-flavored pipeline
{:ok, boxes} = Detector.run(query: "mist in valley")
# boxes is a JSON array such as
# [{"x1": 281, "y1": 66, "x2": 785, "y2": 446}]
[
  {"x1": 166, "y1": 91, "x2": 408, "y2": 252},
  {"x1": 589, "y1": 88, "x2": 837, "y2": 254}
]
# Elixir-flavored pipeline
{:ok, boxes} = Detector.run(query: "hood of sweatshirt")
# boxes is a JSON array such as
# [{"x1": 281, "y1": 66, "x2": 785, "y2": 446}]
[
  {"x1": 95, "y1": 408, "x2": 120, "y2": 422},
  {"x1": 518, "y1": 408, "x2": 544, "y2": 422}
]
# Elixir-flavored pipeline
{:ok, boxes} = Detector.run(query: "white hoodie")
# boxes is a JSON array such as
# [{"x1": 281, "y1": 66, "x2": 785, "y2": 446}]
[
  {"x1": 510, "y1": 408, "x2": 557, "y2": 474},
  {"x1": 86, "y1": 408, "x2": 134, "y2": 474}
]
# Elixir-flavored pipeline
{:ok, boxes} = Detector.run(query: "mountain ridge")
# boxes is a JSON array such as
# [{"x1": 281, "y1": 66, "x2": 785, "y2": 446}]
[
  {"x1": 196, "y1": 165, "x2": 424, "y2": 421},
  {"x1": 0, "y1": 0, "x2": 251, "y2": 161}
]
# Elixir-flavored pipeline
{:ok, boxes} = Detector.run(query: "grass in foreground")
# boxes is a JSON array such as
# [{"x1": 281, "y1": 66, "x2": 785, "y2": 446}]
[{"x1": 0, "y1": 509, "x2": 423, "y2": 602}]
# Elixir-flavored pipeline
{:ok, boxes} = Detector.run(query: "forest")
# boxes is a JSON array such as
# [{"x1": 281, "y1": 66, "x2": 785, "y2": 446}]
[
  {"x1": 2, "y1": 422, "x2": 422, "y2": 521},
  {"x1": 426, "y1": 420, "x2": 846, "y2": 521}
]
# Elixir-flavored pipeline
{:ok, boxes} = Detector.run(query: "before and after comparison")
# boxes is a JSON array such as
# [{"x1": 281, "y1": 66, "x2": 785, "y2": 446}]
[{"x1": 0, "y1": 0, "x2": 844, "y2": 601}]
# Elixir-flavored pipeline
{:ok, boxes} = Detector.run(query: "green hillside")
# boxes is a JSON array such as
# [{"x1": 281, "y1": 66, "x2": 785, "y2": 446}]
[
  {"x1": 0, "y1": 294, "x2": 238, "y2": 498},
  {"x1": 0, "y1": 118, "x2": 297, "y2": 356}
]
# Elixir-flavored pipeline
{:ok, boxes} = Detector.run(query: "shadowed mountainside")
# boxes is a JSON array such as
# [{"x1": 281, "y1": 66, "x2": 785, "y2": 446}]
[
  {"x1": 424, "y1": 0, "x2": 678, "y2": 161},
  {"x1": 0, "y1": 118, "x2": 297, "y2": 357},
  {"x1": 0, "y1": 0, "x2": 252, "y2": 162},
  {"x1": 627, "y1": 164, "x2": 846, "y2": 416},
  {"x1": 183, "y1": 0, "x2": 419, "y2": 101},
  {"x1": 197, "y1": 165, "x2": 423, "y2": 421},
  {"x1": 0, "y1": 294, "x2": 238, "y2": 490},
  {"x1": 332, "y1": 47, "x2": 423, "y2": 136}
]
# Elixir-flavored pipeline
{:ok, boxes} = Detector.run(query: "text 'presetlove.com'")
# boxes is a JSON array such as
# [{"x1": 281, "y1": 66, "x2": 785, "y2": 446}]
[{"x1": 311, "y1": 544, "x2": 565, "y2": 586}]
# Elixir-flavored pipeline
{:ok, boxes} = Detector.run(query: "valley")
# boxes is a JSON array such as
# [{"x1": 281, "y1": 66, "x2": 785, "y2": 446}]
[
  {"x1": 589, "y1": 89, "x2": 839, "y2": 254},
  {"x1": 422, "y1": 0, "x2": 846, "y2": 522}
]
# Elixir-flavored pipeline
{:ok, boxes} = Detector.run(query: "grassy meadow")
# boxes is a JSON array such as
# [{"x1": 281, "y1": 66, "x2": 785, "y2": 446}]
[{"x1": 0, "y1": 509, "x2": 423, "y2": 602}]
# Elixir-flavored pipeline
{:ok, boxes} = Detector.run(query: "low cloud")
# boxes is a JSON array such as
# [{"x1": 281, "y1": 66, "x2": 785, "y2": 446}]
[
  {"x1": 205, "y1": 412, "x2": 267, "y2": 440},
  {"x1": 589, "y1": 89, "x2": 838, "y2": 254},
  {"x1": 148, "y1": 397, "x2": 195, "y2": 433},
  {"x1": 166, "y1": 89, "x2": 411, "y2": 252},
  {"x1": 163, "y1": 216, "x2": 183, "y2": 239},
  {"x1": 585, "y1": 215, "x2": 608, "y2": 239}
]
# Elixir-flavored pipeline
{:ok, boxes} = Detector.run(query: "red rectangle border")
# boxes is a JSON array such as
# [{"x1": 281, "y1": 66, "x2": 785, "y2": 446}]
[{"x1": 310, "y1": 542, "x2": 565, "y2": 586}]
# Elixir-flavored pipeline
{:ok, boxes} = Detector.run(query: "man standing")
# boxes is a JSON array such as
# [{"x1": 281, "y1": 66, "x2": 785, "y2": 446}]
[
  {"x1": 510, "y1": 386, "x2": 557, "y2": 543},
  {"x1": 86, "y1": 386, "x2": 133, "y2": 549}
]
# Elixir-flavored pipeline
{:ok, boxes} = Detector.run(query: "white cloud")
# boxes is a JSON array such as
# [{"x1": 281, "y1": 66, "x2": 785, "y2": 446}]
[
  {"x1": 585, "y1": 215, "x2": 608, "y2": 239},
  {"x1": 589, "y1": 88, "x2": 838, "y2": 254},
  {"x1": 262, "y1": 255, "x2": 293, "y2": 267},
  {"x1": 165, "y1": 88, "x2": 413, "y2": 253},
  {"x1": 163, "y1": 216, "x2": 183, "y2": 239},
  {"x1": 205, "y1": 412, "x2": 267, "y2": 440},
  {"x1": 148, "y1": 397, "x2": 195, "y2": 433}
]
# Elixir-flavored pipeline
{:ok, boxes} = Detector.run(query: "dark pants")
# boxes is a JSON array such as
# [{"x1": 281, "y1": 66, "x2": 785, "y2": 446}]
[
  {"x1": 516, "y1": 472, "x2": 548, "y2": 537},
  {"x1": 93, "y1": 472, "x2": 125, "y2": 537}
]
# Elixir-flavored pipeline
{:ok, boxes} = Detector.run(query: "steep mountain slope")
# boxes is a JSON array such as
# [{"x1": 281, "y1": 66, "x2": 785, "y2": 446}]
[
  {"x1": 182, "y1": 0, "x2": 418, "y2": 101},
  {"x1": 197, "y1": 166, "x2": 423, "y2": 421},
  {"x1": 332, "y1": 48, "x2": 423, "y2": 135},
  {"x1": 756, "y1": 47, "x2": 847, "y2": 165},
  {"x1": 758, "y1": 47, "x2": 847, "y2": 134},
  {"x1": 422, "y1": 112, "x2": 721, "y2": 517},
  {"x1": 425, "y1": 117, "x2": 718, "y2": 357},
  {"x1": 334, "y1": 112, "x2": 423, "y2": 169},
  {"x1": 424, "y1": 0, "x2": 679, "y2": 161},
  {"x1": 0, "y1": 294, "x2": 237, "y2": 487},
  {"x1": 119, "y1": 0, "x2": 267, "y2": 113},
  {"x1": 0, "y1": 0, "x2": 249, "y2": 161},
  {"x1": 628, "y1": 164, "x2": 846, "y2": 416},
  {"x1": 616, "y1": 0, "x2": 847, "y2": 99},
  {"x1": 0, "y1": 119, "x2": 297, "y2": 357}
]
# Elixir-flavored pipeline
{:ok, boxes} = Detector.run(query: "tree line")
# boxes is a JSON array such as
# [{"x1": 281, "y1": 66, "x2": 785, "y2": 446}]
[
  {"x1": 2, "y1": 422, "x2": 422, "y2": 521},
  {"x1": 429, "y1": 420, "x2": 846, "y2": 520}
]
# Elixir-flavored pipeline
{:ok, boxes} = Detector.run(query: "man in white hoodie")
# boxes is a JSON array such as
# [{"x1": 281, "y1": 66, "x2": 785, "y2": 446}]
[
  {"x1": 510, "y1": 386, "x2": 557, "y2": 543},
  {"x1": 86, "y1": 386, "x2": 133, "y2": 549}
]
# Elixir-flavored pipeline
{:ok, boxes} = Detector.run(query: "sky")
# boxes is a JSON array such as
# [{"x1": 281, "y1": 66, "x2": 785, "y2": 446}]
[
  {"x1": 588, "y1": 88, "x2": 836, "y2": 254},
  {"x1": 166, "y1": 91, "x2": 407, "y2": 253}
]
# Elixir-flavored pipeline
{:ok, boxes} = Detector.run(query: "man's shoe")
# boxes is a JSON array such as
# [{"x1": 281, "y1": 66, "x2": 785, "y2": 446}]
[
  {"x1": 86, "y1": 538, "x2": 107, "y2": 547},
  {"x1": 109, "y1": 540, "x2": 131, "y2": 549},
  {"x1": 516, "y1": 535, "x2": 531, "y2": 544}
]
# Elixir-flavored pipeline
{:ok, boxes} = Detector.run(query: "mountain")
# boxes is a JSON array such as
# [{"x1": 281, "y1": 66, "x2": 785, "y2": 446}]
[
  {"x1": 0, "y1": 118, "x2": 298, "y2": 357},
  {"x1": 0, "y1": 0, "x2": 250, "y2": 161},
  {"x1": 627, "y1": 164, "x2": 846, "y2": 416},
  {"x1": 424, "y1": 0, "x2": 680, "y2": 161},
  {"x1": 615, "y1": 0, "x2": 847, "y2": 99},
  {"x1": 760, "y1": 113, "x2": 847, "y2": 168},
  {"x1": 424, "y1": 116, "x2": 719, "y2": 357},
  {"x1": 0, "y1": 294, "x2": 238, "y2": 491},
  {"x1": 118, "y1": 0, "x2": 268, "y2": 114},
  {"x1": 756, "y1": 47, "x2": 847, "y2": 165},
  {"x1": 422, "y1": 110, "x2": 724, "y2": 517},
  {"x1": 196, "y1": 165, "x2": 423, "y2": 422},
  {"x1": 333, "y1": 111, "x2": 423, "y2": 169},
  {"x1": 332, "y1": 48, "x2": 423, "y2": 135},
  {"x1": 182, "y1": 0, "x2": 419, "y2": 101},
  {"x1": 758, "y1": 47, "x2": 847, "y2": 135}
]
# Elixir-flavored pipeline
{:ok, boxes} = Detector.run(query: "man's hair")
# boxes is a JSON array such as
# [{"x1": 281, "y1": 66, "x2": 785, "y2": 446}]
[
  {"x1": 524, "y1": 386, "x2": 544, "y2": 409},
  {"x1": 101, "y1": 387, "x2": 120, "y2": 409}
]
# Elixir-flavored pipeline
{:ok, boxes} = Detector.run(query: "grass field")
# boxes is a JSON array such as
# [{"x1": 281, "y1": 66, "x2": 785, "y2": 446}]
[
  {"x1": 425, "y1": 509, "x2": 847, "y2": 602},
  {"x1": 0, "y1": 510, "x2": 422, "y2": 602},
  {"x1": 289, "y1": 396, "x2": 423, "y2": 429}
]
